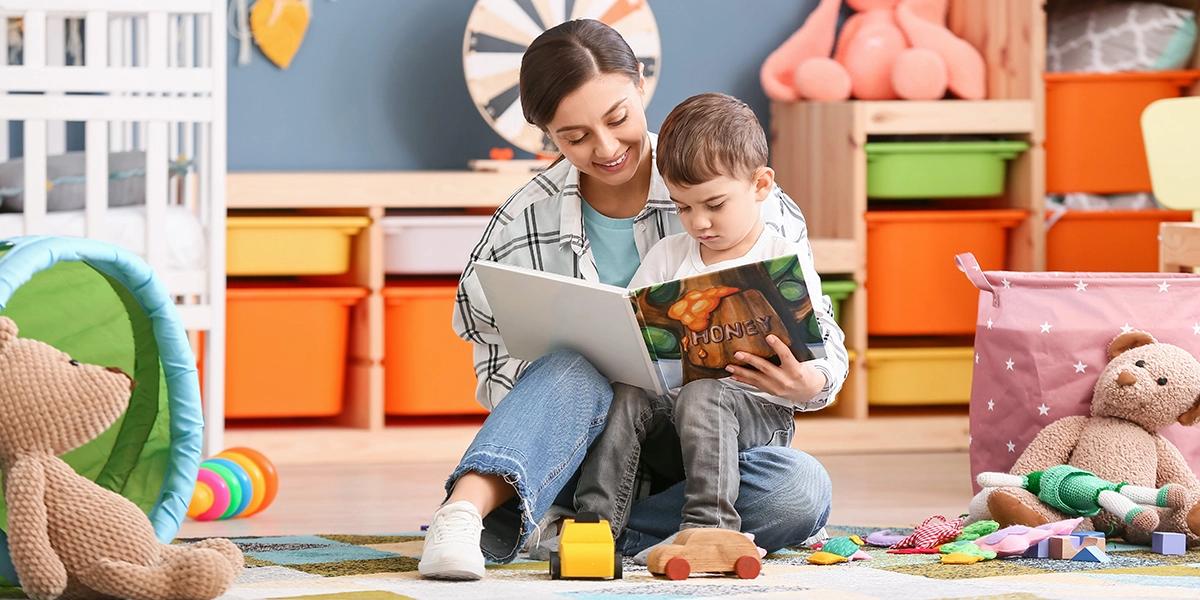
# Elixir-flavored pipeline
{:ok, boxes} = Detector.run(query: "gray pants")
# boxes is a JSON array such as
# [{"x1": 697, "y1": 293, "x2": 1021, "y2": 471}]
[{"x1": 574, "y1": 379, "x2": 796, "y2": 536}]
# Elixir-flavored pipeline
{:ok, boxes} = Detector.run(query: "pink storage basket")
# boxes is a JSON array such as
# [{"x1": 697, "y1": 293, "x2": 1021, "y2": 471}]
[{"x1": 957, "y1": 252, "x2": 1200, "y2": 491}]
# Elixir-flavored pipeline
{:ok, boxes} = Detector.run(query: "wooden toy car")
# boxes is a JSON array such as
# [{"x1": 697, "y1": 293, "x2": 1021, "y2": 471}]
[
  {"x1": 549, "y1": 512, "x2": 622, "y2": 580},
  {"x1": 647, "y1": 528, "x2": 761, "y2": 580}
]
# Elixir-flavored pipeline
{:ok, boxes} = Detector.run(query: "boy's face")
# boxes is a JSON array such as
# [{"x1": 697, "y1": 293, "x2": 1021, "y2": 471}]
[{"x1": 667, "y1": 167, "x2": 774, "y2": 255}]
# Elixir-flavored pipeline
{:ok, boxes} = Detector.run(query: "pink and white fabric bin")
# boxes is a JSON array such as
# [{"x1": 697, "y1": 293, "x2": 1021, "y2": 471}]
[{"x1": 957, "y1": 252, "x2": 1200, "y2": 491}]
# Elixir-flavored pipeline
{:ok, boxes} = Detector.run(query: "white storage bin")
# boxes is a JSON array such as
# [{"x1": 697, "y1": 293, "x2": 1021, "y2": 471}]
[{"x1": 383, "y1": 215, "x2": 491, "y2": 274}]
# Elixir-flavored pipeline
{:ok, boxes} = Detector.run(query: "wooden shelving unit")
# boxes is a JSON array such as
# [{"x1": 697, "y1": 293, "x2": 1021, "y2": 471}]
[
  {"x1": 770, "y1": 0, "x2": 1046, "y2": 425},
  {"x1": 221, "y1": 1, "x2": 1050, "y2": 458}
]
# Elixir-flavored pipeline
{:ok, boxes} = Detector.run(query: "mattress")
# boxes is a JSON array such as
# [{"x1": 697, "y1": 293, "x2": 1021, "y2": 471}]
[{"x1": 0, "y1": 205, "x2": 208, "y2": 271}]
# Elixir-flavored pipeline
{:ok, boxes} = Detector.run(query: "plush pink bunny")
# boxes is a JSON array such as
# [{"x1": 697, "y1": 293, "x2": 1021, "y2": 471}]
[{"x1": 760, "y1": 0, "x2": 985, "y2": 102}]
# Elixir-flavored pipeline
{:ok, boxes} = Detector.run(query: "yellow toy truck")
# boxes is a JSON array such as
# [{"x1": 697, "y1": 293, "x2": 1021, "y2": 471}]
[{"x1": 549, "y1": 512, "x2": 623, "y2": 580}]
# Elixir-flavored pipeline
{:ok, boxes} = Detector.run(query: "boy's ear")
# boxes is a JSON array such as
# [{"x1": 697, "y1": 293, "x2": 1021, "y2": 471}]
[{"x1": 754, "y1": 167, "x2": 775, "y2": 201}]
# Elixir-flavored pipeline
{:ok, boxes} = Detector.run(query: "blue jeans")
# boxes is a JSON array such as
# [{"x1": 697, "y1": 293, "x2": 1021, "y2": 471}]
[{"x1": 445, "y1": 350, "x2": 833, "y2": 563}]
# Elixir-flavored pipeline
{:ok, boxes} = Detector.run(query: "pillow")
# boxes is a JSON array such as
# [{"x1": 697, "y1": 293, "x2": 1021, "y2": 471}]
[
  {"x1": 0, "y1": 151, "x2": 149, "y2": 212},
  {"x1": 1048, "y1": 1, "x2": 1197, "y2": 72}
]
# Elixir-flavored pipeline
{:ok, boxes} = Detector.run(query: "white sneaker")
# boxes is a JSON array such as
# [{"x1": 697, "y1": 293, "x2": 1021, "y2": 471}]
[{"x1": 418, "y1": 501, "x2": 486, "y2": 580}]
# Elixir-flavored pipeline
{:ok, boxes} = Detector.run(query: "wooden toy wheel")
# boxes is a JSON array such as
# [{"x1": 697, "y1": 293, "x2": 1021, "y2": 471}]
[
  {"x1": 549, "y1": 551, "x2": 561, "y2": 580},
  {"x1": 734, "y1": 555, "x2": 761, "y2": 579},
  {"x1": 664, "y1": 557, "x2": 690, "y2": 580}
]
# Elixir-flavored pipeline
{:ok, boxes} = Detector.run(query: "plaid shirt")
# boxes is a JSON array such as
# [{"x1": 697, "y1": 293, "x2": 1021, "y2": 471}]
[{"x1": 453, "y1": 139, "x2": 848, "y2": 412}]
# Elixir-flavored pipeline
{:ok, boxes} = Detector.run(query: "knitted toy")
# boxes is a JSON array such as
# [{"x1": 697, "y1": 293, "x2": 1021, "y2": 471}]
[
  {"x1": 0, "y1": 317, "x2": 243, "y2": 600},
  {"x1": 977, "y1": 466, "x2": 1191, "y2": 533},
  {"x1": 760, "y1": 0, "x2": 986, "y2": 102},
  {"x1": 967, "y1": 331, "x2": 1200, "y2": 546}
]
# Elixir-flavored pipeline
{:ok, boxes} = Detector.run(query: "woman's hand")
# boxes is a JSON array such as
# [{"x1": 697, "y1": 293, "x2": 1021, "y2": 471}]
[{"x1": 725, "y1": 334, "x2": 827, "y2": 405}]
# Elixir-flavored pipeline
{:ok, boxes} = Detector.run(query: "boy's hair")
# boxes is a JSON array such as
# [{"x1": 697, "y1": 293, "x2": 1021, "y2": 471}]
[{"x1": 656, "y1": 93, "x2": 768, "y2": 186}]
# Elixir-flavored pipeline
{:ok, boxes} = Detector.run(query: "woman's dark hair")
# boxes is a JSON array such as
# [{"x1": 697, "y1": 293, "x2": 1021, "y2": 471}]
[{"x1": 519, "y1": 19, "x2": 640, "y2": 128}]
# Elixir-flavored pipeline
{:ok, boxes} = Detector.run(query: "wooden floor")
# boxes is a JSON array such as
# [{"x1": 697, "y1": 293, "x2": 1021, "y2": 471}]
[{"x1": 179, "y1": 448, "x2": 973, "y2": 539}]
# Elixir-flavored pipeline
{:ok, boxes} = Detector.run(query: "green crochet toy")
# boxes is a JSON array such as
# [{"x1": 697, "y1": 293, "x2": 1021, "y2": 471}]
[{"x1": 978, "y1": 465, "x2": 1188, "y2": 533}]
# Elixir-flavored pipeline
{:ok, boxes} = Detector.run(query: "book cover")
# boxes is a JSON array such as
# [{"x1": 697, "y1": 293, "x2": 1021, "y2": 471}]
[{"x1": 631, "y1": 254, "x2": 826, "y2": 389}]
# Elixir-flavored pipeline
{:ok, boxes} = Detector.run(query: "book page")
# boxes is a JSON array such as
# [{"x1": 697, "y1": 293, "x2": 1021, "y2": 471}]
[
  {"x1": 474, "y1": 261, "x2": 666, "y2": 395},
  {"x1": 630, "y1": 254, "x2": 826, "y2": 388}
]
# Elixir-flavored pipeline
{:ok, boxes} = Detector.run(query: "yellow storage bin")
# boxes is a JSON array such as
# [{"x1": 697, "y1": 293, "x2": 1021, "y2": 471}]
[
  {"x1": 228, "y1": 216, "x2": 370, "y2": 276},
  {"x1": 867, "y1": 346, "x2": 973, "y2": 406}
]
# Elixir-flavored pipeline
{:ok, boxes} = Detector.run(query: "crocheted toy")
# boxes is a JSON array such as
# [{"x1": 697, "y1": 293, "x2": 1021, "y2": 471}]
[
  {"x1": 760, "y1": 0, "x2": 986, "y2": 102},
  {"x1": 0, "y1": 317, "x2": 243, "y2": 600},
  {"x1": 967, "y1": 331, "x2": 1200, "y2": 547},
  {"x1": 977, "y1": 466, "x2": 1191, "y2": 534}
]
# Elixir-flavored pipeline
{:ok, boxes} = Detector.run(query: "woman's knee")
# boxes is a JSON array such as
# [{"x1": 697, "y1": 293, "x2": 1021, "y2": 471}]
[
  {"x1": 510, "y1": 349, "x2": 612, "y2": 412},
  {"x1": 738, "y1": 447, "x2": 832, "y2": 546}
]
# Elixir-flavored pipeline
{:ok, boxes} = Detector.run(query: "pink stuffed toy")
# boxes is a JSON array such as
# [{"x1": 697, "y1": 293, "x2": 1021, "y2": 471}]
[{"x1": 761, "y1": 0, "x2": 985, "y2": 101}]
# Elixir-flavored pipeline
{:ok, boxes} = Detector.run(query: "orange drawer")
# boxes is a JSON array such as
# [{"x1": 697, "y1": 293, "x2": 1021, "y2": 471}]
[
  {"x1": 1045, "y1": 71, "x2": 1200, "y2": 194},
  {"x1": 225, "y1": 285, "x2": 366, "y2": 418},
  {"x1": 1047, "y1": 210, "x2": 1191, "y2": 272},
  {"x1": 866, "y1": 210, "x2": 1025, "y2": 336},
  {"x1": 383, "y1": 284, "x2": 485, "y2": 416}
]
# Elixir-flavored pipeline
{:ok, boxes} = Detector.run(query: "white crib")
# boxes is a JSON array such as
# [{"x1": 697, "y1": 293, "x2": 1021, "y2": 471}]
[{"x1": 0, "y1": 0, "x2": 227, "y2": 454}]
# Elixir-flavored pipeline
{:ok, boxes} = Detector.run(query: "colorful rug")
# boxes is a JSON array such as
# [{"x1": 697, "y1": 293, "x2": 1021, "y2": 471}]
[
  {"x1": 9, "y1": 526, "x2": 1197, "y2": 599},
  {"x1": 208, "y1": 525, "x2": 1200, "y2": 599}
]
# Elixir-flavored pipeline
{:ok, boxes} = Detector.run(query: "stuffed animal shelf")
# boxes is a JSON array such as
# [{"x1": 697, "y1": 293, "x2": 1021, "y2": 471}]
[
  {"x1": 967, "y1": 330, "x2": 1200, "y2": 547},
  {"x1": 761, "y1": 0, "x2": 986, "y2": 102},
  {"x1": 0, "y1": 316, "x2": 243, "y2": 600}
]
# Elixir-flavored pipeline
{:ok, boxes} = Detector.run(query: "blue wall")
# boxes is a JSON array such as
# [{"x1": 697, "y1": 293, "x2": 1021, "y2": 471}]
[{"x1": 228, "y1": 0, "x2": 820, "y2": 171}]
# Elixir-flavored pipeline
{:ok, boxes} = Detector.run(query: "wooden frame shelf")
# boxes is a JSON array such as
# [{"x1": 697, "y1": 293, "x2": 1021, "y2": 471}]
[
  {"x1": 770, "y1": 0, "x2": 1047, "y2": 422},
  {"x1": 223, "y1": 0, "x2": 1046, "y2": 459}
]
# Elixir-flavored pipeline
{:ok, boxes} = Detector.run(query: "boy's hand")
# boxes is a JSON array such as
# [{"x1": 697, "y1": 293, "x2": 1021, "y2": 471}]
[{"x1": 725, "y1": 334, "x2": 827, "y2": 404}]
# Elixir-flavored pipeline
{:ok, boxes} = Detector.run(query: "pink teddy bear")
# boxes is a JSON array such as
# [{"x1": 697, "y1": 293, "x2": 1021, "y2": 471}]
[{"x1": 761, "y1": 0, "x2": 985, "y2": 101}]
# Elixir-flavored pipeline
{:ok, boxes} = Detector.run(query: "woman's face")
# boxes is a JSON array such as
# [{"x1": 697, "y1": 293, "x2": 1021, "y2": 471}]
[{"x1": 544, "y1": 72, "x2": 649, "y2": 187}]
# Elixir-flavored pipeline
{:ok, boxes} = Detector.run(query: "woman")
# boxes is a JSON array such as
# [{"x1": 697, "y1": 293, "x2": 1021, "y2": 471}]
[{"x1": 418, "y1": 19, "x2": 843, "y2": 581}]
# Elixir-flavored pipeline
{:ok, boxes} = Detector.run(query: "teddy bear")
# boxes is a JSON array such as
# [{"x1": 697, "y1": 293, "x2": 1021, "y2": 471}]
[
  {"x1": 760, "y1": 0, "x2": 985, "y2": 101},
  {"x1": 0, "y1": 316, "x2": 243, "y2": 600},
  {"x1": 966, "y1": 330, "x2": 1200, "y2": 546}
]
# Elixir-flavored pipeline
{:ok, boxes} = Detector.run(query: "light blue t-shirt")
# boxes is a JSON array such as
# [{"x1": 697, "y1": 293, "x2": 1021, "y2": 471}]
[{"x1": 581, "y1": 200, "x2": 640, "y2": 287}]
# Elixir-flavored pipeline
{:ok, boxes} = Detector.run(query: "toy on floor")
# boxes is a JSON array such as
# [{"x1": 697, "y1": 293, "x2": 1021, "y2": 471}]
[
  {"x1": 189, "y1": 447, "x2": 279, "y2": 521},
  {"x1": 549, "y1": 512, "x2": 622, "y2": 580},
  {"x1": 647, "y1": 528, "x2": 761, "y2": 580},
  {"x1": 0, "y1": 316, "x2": 243, "y2": 600},
  {"x1": 974, "y1": 518, "x2": 1083, "y2": 557},
  {"x1": 808, "y1": 536, "x2": 871, "y2": 564},
  {"x1": 865, "y1": 530, "x2": 906, "y2": 547},
  {"x1": 891, "y1": 515, "x2": 965, "y2": 549},
  {"x1": 938, "y1": 541, "x2": 995, "y2": 563},
  {"x1": 1153, "y1": 532, "x2": 1187, "y2": 556},
  {"x1": 977, "y1": 467, "x2": 1189, "y2": 534},
  {"x1": 760, "y1": 0, "x2": 986, "y2": 102},
  {"x1": 1071, "y1": 546, "x2": 1111, "y2": 563},
  {"x1": 967, "y1": 332, "x2": 1200, "y2": 547}
]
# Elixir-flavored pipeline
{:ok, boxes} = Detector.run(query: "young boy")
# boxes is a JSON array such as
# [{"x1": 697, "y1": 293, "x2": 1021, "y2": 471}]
[{"x1": 572, "y1": 93, "x2": 848, "y2": 545}]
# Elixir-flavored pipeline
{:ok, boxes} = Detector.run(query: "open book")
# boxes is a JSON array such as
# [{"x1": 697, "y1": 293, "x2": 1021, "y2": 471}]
[{"x1": 474, "y1": 255, "x2": 827, "y2": 396}]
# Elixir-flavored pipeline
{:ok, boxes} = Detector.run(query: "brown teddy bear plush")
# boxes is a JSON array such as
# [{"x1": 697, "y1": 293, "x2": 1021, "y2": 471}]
[
  {"x1": 0, "y1": 316, "x2": 243, "y2": 600},
  {"x1": 967, "y1": 330, "x2": 1200, "y2": 545}
]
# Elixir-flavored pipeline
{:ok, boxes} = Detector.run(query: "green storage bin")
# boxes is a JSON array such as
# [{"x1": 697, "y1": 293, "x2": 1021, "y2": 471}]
[
  {"x1": 821, "y1": 279, "x2": 856, "y2": 324},
  {"x1": 865, "y1": 141, "x2": 1029, "y2": 199}
]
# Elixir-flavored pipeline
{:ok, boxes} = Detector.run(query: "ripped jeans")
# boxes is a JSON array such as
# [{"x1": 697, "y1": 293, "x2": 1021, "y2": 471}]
[{"x1": 444, "y1": 350, "x2": 833, "y2": 563}]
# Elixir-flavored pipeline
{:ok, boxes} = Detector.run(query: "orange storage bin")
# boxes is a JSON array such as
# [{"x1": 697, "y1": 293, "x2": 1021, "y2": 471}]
[
  {"x1": 866, "y1": 210, "x2": 1026, "y2": 335},
  {"x1": 1045, "y1": 71, "x2": 1200, "y2": 194},
  {"x1": 384, "y1": 284, "x2": 485, "y2": 416},
  {"x1": 226, "y1": 285, "x2": 366, "y2": 418},
  {"x1": 1047, "y1": 209, "x2": 1191, "y2": 272}
]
